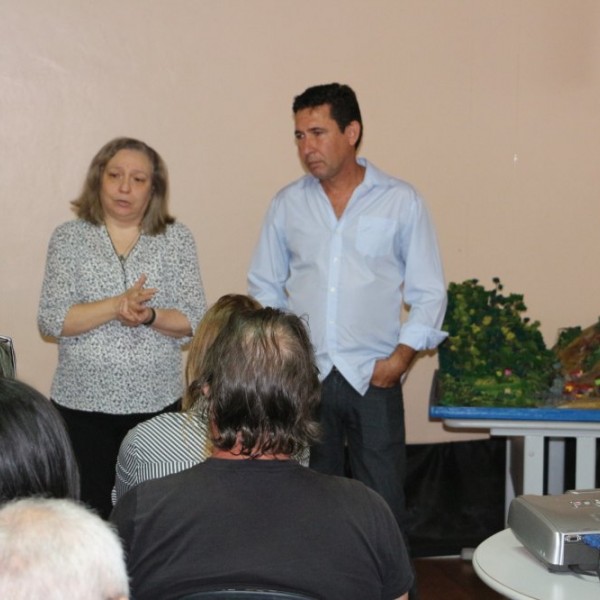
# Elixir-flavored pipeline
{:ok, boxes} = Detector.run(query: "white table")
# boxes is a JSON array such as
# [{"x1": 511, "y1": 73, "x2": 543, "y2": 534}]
[
  {"x1": 444, "y1": 418, "x2": 600, "y2": 520},
  {"x1": 473, "y1": 528, "x2": 598, "y2": 599}
]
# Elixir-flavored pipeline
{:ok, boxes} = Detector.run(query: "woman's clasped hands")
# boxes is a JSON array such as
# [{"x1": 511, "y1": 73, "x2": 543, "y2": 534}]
[{"x1": 117, "y1": 274, "x2": 157, "y2": 327}]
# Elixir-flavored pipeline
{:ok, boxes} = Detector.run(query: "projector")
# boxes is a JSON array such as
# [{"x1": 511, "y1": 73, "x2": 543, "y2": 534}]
[{"x1": 508, "y1": 489, "x2": 600, "y2": 572}]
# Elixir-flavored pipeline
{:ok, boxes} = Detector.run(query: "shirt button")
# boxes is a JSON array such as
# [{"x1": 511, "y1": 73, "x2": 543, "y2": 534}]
[{"x1": 330, "y1": 287, "x2": 336, "y2": 292}]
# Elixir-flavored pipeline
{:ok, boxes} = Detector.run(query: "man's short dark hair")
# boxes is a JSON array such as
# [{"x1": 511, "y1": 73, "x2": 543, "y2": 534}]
[
  {"x1": 191, "y1": 308, "x2": 321, "y2": 457},
  {"x1": 293, "y1": 83, "x2": 363, "y2": 148}
]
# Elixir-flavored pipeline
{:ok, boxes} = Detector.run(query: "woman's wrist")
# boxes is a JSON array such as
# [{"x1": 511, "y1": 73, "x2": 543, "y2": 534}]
[{"x1": 142, "y1": 307, "x2": 157, "y2": 326}]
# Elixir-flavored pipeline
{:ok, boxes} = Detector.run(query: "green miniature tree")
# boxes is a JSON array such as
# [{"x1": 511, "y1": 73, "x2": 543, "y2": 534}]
[{"x1": 437, "y1": 278, "x2": 556, "y2": 407}]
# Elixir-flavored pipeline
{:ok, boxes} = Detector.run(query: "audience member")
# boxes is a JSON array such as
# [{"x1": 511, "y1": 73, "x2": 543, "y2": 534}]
[
  {"x1": 0, "y1": 497, "x2": 129, "y2": 600},
  {"x1": 111, "y1": 308, "x2": 413, "y2": 600},
  {"x1": 0, "y1": 378, "x2": 79, "y2": 504},
  {"x1": 112, "y1": 294, "x2": 261, "y2": 504}
]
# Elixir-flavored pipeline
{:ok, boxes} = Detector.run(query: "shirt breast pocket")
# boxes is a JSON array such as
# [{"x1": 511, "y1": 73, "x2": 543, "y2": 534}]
[{"x1": 355, "y1": 216, "x2": 396, "y2": 257}]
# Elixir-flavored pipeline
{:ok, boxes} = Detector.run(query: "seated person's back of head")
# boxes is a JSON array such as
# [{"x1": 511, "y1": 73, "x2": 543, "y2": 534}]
[
  {"x1": 0, "y1": 497, "x2": 129, "y2": 600},
  {"x1": 111, "y1": 308, "x2": 413, "y2": 600},
  {"x1": 112, "y1": 293, "x2": 263, "y2": 504},
  {"x1": 0, "y1": 378, "x2": 80, "y2": 505}
]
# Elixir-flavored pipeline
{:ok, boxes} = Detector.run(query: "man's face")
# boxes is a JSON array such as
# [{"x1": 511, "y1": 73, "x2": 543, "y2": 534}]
[{"x1": 294, "y1": 104, "x2": 358, "y2": 182}]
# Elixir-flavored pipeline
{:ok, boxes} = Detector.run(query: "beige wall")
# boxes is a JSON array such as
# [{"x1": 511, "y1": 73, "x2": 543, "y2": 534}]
[{"x1": 1, "y1": 1, "x2": 599, "y2": 443}]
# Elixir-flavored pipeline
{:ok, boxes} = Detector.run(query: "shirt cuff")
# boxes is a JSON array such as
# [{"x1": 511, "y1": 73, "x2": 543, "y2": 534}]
[{"x1": 399, "y1": 323, "x2": 448, "y2": 351}]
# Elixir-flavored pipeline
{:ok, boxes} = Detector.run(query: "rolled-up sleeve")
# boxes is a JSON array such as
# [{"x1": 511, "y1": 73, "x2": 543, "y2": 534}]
[
  {"x1": 166, "y1": 224, "x2": 207, "y2": 341},
  {"x1": 398, "y1": 195, "x2": 448, "y2": 351},
  {"x1": 38, "y1": 226, "x2": 78, "y2": 338}
]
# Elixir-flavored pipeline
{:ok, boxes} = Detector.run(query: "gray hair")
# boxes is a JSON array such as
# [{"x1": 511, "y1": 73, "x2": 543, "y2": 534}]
[{"x1": 0, "y1": 498, "x2": 129, "y2": 600}]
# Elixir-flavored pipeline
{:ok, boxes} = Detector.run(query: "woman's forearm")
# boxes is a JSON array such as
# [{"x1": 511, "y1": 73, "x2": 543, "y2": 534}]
[
  {"x1": 146, "y1": 308, "x2": 192, "y2": 339},
  {"x1": 61, "y1": 302, "x2": 191, "y2": 340},
  {"x1": 61, "y1": 297, "x2": 120, "y2": 337}
]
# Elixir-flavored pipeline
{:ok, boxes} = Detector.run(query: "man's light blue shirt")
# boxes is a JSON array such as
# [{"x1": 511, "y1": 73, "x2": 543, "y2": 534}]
[{"x1": 248, "y1": 158, "x2": 447, "y2": 395}]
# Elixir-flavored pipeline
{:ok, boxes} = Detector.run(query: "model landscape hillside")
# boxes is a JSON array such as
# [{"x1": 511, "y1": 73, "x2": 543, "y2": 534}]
[{"x1": 437, "y1": 278, "x2": 600, "y2": 408}]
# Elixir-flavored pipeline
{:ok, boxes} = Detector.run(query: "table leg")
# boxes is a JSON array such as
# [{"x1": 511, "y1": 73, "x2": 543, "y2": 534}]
[
  {"x1": 575, "y1": 437, "x2": 597, "y2": 489},
  {"x1": 547, "y1": 438, "x2": 565, "y2": 495},
  {"x1": 522, "y1": 435, "x2": 544, "y2": 494},
  {"x1": 504, "y1": 438, "x2": 515, "y2": 524}
]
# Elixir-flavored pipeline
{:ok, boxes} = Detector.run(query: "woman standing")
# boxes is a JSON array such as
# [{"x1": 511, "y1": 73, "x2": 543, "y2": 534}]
[{"x1": 38, "y1": 137, "x2": 206, "y2": 518}]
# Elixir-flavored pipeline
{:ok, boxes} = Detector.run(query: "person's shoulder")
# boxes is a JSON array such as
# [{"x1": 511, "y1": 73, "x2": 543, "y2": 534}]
[
  {"x1": 162, "y1": 221, "x2": 194, "y2": 239},
  {"x1": 263, "y1": 174, "x2": 316, "y2": 222},
  {"x1": 52, "y1": 218, "x2": 94, "y2": 233},
  {"x1": 112, "y1": 465, "x2": 176, "y2": 515},
  {"x1": 49, "y1": 219, "x2": 97, "y2": 243},
  {"x1": 312, "y1": 470, "x2": 394, "y2": 513},
  {"x1": 314, "y1": 470, "x2": 369, "y2": 494},
  {"x1": 157, "y1": 222, "x2": 198, "y2": 251},
  {"x1": 133, "y1": 456, "x2": 207, "y2": 498},
  {"x1": 273, "y1": 172, "x2": 314, "y2": 202},
  {"x1": 122, "y1": 412, "x2": 208, "y2": 468},
  {"x1": 363, "y1": 158, "x2": 421, "y2": 197},
  {"x1": 126, "y1": 412, "x2": 189, "y2": 444}
]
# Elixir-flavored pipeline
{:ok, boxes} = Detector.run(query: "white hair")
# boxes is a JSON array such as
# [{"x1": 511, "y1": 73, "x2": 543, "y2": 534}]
[{"x1": 0, "y1": 498, "x2": 129, "y2": 600}]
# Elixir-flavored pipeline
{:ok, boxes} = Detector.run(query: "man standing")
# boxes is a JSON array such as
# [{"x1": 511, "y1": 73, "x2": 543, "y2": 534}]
[{"x1": 248, "y1": 83, "x2": 447, "y2": 537}]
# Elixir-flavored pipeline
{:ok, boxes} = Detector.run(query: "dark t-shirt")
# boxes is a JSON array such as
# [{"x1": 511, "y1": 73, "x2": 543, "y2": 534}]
[{"x1": 111, "y1": 458, "x2": 413, "y2": 600}]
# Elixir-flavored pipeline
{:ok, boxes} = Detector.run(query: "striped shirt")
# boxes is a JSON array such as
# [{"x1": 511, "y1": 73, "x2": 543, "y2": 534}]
[{"x1": 112, "y1": 412, "x2": 210, "y2": 505}]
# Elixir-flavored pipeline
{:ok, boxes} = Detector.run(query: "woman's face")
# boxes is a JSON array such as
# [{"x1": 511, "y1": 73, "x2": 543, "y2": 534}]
[{"x1": 100, "y1": 149, "x2": 153, "y2": 226}]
